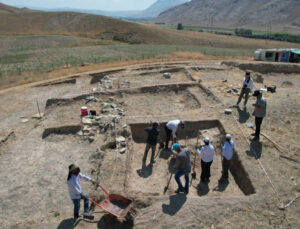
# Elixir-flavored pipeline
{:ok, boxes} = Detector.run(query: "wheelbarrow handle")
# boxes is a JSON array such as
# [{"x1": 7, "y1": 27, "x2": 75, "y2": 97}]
[{"x1": 97, "y1": 183, "x2": 110, "y2": 196}]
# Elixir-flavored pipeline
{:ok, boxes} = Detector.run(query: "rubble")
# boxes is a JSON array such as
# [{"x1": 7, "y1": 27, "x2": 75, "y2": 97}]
[
  {"x1": 98, "y1": 75, "x2": 113, "y2": 91},
  {"x1": 163, "y1": 72, "x2": 171, "y2": 79},
  {"x1": 119, "y1": 147, "x2": 126, "y2": 154},
  {"x1": 224, "y1": 109, "x2": 232, "y2": 115}
]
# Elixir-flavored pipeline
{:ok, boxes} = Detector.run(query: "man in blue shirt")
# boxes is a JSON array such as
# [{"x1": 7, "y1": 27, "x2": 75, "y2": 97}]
[{"x1": 221, "y1": 134, "x2": 235, "y2": 181}]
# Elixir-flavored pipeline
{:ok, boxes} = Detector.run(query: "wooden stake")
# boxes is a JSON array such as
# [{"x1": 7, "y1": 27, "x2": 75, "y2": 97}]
[{"x1": 36, "y1": 99, "x2": 41, "y2": 119}]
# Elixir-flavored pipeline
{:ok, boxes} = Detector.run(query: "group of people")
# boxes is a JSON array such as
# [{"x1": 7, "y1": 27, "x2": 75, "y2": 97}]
[
  {"x1": 142, "y1": 119, "x2": 235, "y2": 194},
  {"x1": 235, "y1": 71, "x2": 267, "y2": 140},
  {"x1": 67, "y1": 71, "x2": 267, "y2": 218}
]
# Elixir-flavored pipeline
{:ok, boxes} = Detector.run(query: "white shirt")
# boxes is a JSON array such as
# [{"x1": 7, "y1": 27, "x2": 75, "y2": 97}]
[
  {"x1": 197, "y1": 145, "x2": 215, "y2": 162},
  {"x1": 242, "y1": 77, "x2": 254, "y2": 90},
  {"x1": 67, "y1": 173, "x2": 91, "y2": 199},
  {"x1": 222, "y1": 140, "x2": 235, "y2": 160},
  {"x1": 166, "y1": 120, "x2": 181, "y2": 138}
]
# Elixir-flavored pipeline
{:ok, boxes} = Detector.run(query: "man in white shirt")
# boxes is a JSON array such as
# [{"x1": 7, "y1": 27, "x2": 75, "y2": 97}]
[
  {"x1": 196, "y1": 137, "x2": 215, "y2": 183},
  {"x1": 67, "y1": 164, "x2": 96, "y2": 219},
  {"x1": 235, "y1": 71, "x2": 254, "y2": 108},
  {"x1": 165, "y1": 120, "x2": 184, "y2": 149},
  {"x1": 221, "y1": 134, "x2": 235, "y2": 181}
]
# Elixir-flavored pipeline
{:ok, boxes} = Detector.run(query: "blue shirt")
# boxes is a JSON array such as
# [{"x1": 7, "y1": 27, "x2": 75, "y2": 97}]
[{"x1": 222, "y1": 140, "x2": 235, "y2": 160}]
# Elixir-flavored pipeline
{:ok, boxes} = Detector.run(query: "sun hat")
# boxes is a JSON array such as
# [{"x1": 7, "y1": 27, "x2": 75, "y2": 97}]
[
  {"x1": 203, "y1": 137, "x2": 210, "y2": 143},
  {"x1": 171, "y1": 143, "x2": 180, "y2": 151},
  {"x1": 69, "y1": 164, "x2": 79, "y2": 172}
]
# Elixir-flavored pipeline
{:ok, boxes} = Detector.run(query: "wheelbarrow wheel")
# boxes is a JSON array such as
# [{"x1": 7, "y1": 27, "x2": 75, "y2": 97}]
[{"x1": 126, "y1": 209, "x2": 136, "y2": 221}]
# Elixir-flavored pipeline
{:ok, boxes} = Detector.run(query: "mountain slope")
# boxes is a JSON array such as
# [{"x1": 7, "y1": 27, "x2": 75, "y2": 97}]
[
  {"x1": 136, "y1": 0, "x2": 190, "y2": 18},
  {"x1": 155, "y1": 0, "x2": 300, "y2": 32}
]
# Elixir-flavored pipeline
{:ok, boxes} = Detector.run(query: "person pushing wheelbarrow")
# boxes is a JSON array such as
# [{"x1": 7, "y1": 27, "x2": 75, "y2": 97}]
[{"x1": 67, "y1": 164, "x2": 96, "y2": 220}]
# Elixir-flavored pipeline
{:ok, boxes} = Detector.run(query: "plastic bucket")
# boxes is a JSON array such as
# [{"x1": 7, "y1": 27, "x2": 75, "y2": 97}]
[{"x1": 81, "y1": 106, "x2": 88, "y2": 116}]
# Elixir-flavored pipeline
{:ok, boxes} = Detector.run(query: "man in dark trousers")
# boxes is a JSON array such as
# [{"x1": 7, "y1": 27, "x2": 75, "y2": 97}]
[
  {"x1": 165, "y1": 120, "x2": 184, "y2": 149},
  {"x1": 221, "y1": 134, "x2": 235, "y2": 181},
  {"x1": 143, "y1": 121, "x2": 160, "y2": 164},
  {"x1": 172, "y1": 142, "x2": 191, "y2": 194},
  {"x1": 252, "y1": 90, "x2": 267, "y2": 140},
  {"x1": 196, "y1": 137, "x2": 215, "y2": 183},
  {"x1": 235, "y1": 71, "x2": 254, "y2": 108}
]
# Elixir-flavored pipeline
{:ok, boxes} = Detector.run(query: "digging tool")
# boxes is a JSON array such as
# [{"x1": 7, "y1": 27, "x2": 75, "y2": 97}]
[
  {"x1": 191, "y1": 134, "x2": 199, "y2": 180},
  {"x1": 163, "y1": 171, "x2": 173, "y2": 195}
]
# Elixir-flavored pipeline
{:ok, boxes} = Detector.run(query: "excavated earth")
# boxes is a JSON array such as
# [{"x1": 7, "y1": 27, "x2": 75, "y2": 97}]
[{"x1": 0, "y1": 60, "x2": 299, "y2": 229}]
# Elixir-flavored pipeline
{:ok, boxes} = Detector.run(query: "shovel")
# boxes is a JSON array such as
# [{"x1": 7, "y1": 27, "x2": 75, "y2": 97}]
[
  {"x1": 163, "y1": 172, "x2": 173, "y2": 195},
  {"x1": 191, "y1": 134, "x2": 199, "y2": 181}
]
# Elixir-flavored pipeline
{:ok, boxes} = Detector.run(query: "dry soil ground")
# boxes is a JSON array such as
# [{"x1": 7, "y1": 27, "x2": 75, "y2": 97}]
[{"x1": 0, "y1": 60, "x2": 299, "y2": 229}]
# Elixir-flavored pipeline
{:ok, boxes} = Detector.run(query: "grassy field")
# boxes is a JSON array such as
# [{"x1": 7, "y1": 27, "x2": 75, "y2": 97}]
[{"x1": 0, "y1": 35, "x2": 253, "y2": 83}]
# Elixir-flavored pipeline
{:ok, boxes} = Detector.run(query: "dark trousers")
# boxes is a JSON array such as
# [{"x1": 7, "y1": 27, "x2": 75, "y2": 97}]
[
  {"x1": 255, "y1": 117, "x2": 264, "y2": 137},
  {"x1": 72, "y1": 196, "x2": 89, "y2": 218},
  {"x1": 222, "y1": 158, "x2": 231, "y2": 179},
  {"x1": 201, "y1": 160, "x2": 213, "y2": 181},
  {"x1": 143, "y1": 143, "x2": 156, "y2": 163},
  {"x1": 174, "y1": 168, "x2": 190, "y2": 190},
  {"x1": 237, "y1": 88, "x2": 251, "y2": 105},
  {"x1": 165, "y1": 125, "x2": 172, "y2": 148}
]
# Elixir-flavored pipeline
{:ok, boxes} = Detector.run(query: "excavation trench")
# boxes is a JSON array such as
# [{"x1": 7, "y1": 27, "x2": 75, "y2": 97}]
[{"x1": 128, "y1": 120, "x2": 255, "y2": 196}]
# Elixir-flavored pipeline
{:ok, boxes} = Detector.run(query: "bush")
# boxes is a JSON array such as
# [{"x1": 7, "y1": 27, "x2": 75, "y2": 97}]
[{"x1": 177, "y1": 23, "x2": 184, "y2": 30}]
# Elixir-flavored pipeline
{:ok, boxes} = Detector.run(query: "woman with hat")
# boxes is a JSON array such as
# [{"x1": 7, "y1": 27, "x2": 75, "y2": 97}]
[{"x1": 67, "y1": 164, "x2": 96, "y2": 220}]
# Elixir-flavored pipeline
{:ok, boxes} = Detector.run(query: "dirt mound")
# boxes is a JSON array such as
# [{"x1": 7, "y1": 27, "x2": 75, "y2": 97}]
[{"x1": 281, "y1": 81, "x2": 294, "y2": 88}]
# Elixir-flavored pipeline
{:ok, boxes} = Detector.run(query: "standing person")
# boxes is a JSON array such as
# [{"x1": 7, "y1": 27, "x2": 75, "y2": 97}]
[
  {"x1": 143, "y1": 121, "x2": 160, "y2": 164},
  {"x1": 172, "y1": 143, "x2": 191, "y2": 194},
  {"x1": 67, "y1": 164, "x2": 96, "y2": 220},
  {"x1": 252, "y1": 90, "x2": 267, "y2": 140},
  {"x1": 165, "y1": 120, "x2": 184, "y2": 149},
  {"x1": 235, "y1": 71, "x2": 254, "y2": 108},
  {"x1": 196, "y1": 138, "x2": 215, "y2": 183},
  {"x1": 221, "y1": 134, "x2": 235, "y2": 181}
]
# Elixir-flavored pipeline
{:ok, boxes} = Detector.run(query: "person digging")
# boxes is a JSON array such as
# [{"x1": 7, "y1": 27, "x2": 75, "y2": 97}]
[
  {"x1": 196, "y1": 138, "x2": 215, "y2": 183},
  {"x1": 220, "y1": 134, "x2": 235, "y2": 182},
  {"x1": 172, "y1": 143, "x2": 191, "y2": 194},
  {"x1": 143, "y1": 121, "x2": 160, "y2": 165},
  {"x1": 165, "y1": 120, "x2": 184, "y2": 149},
  {"x1": 67, "y1": 164, "x2": 96, "y2": 220}
]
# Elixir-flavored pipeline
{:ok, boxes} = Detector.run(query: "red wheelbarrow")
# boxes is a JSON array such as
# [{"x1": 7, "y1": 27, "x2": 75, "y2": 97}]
[{"x1": 87, "y1": 183, "x2": 135, "y2": 220}]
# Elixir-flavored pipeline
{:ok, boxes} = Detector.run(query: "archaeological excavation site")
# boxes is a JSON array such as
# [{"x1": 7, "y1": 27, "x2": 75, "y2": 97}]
[{"x1": 0, "y1": 60, "x2": 299, "y2": 229}]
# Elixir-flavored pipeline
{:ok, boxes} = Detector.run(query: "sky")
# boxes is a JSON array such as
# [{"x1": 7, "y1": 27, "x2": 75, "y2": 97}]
[{"x1": 0, "y1": 0, "x2": 158, "y2": 11}]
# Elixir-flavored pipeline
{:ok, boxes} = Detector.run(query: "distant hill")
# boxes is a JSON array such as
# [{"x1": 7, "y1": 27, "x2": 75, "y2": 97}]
[
  {"x1": 136, "y1": 0, "x2": 190, "y2": 18},
  {"x1": 18, "y1": 0, "x2": 190, "y2": 19},
  {"x1": 1, "y1": 3, "x2": 300, "y2": 50},
  {"x1": 155, "y1": 0, "x2": 300, "y2": 32}
]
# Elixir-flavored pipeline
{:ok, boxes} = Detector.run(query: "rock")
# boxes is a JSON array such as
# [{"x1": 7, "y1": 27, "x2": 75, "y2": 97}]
[
  {"x1": 227, "y1": 89, "x2": 232, "y2": 93},
  {"x1": 95, "y1": 116, "x2": 101, "y2": 121},
  {"x1": 32, "y1": 113, "x2": 44, "y2": 119},
  {"x1": 222, "y1": 79, "x2": 228, "y2": 82},
  {"x1": 116, "y1": 136, "x2": 126, "y2": 143},
  {"x1": 118, "y1": 111, "x2": 125, "y2": 116},
  {"x1": 121, "y1": 142, "x2": 127, "y2": 147},
  {"x1": 88, "y1": 136, "x2": 94, "y2": 143},
  {"x1": 88, "y1": 132, "x2": 95, "y2": 137},
  {"x1": 122, "y1": 124, "x2": 127, "y2": 129},
  {"x1": 224, "y1": 109, "x2": 232, "y2": 115},
  {"x1": 163, "y1": 72, "x2": 171, "y2": 79},
  {"x1": 111, "y1": 104, "x2": 117, "y2": 109},
  {"x1": 77, "y1": 130, "x2": 83, "y2": 136},
  {"x1": 232, "y1": 88, "x2": 239, "y2": 93},
  {"x1": 82, "y1": 117, "x2": 92, "y2": 125},
  {"x1": 83, "y1": 126, "x2": 92, "y2": 132},
  {"x1": 253, "y1": 74, "x2": 264, "y2": 83},
  {"x1": 119, "y1": 148, "x2": 126, "y2": 154},
  {"x1": 102, "y1": 103, "x2": 111, "y2": 109},
  {"x1": 21, "y1": 118, "x2": 29, "y2": 123},
  {"x1": 103, "y1": 75, "x2": 110, "y2": 80}
]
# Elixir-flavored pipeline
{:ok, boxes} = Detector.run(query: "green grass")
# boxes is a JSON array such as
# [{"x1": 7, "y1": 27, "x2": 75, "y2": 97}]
[{"x1": 0, "y1": 35, "x2": 253, "y2": 79}]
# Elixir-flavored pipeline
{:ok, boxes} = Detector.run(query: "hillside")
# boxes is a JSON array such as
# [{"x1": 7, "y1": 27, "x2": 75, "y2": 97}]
[
  {"x1": 135, "y1": 0, "x2": 190, "y2": 18},
  {"x1": 155, "y1": 0, "x2": 300, "y2": 32}
]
